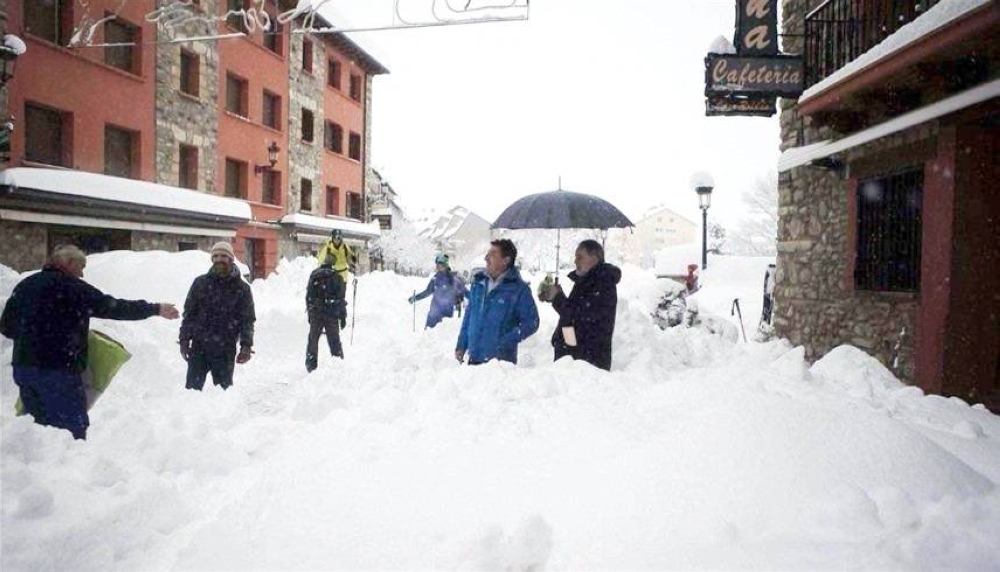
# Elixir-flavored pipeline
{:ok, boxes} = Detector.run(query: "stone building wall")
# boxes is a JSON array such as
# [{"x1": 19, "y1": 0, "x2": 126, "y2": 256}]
[
  {"x1": 131, "y1": 231, "x2": 216, "y2": 253},
  {"x1": 774, "y1": 0, "x2": 922, "y2": 381},
  {"x1": 154, "y1": 0, "x2": 220, "y2": 193},
  {"x1": 287, "y1": 30, "x2": 323, "y2": 215},
  {"x1": 0, "y1": 220, "x2": 47, "y2": 272}
]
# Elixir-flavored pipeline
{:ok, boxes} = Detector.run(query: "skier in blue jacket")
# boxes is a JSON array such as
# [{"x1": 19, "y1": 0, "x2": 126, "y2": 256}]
[
  {"x1": 455, "y1": 239, "x2": 539, "y2": 365},
  {"x1": 409, "y1": 253, "x2": 467, "y2": 329}
]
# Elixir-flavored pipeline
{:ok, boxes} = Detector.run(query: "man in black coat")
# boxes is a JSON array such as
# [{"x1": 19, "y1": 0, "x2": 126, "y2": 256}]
[
  {"x1": 305, "y1": 255, "x2": 347, "y2": 371},
  {"x1": 540, "y1": 240, "x2": 621, "y2": 371},
  {"x1": 179, "y1": 242, "x2": 255, "y2": 391},
  {"x1": 0, "y1": 245, "x2": 179, "y2": 439}
]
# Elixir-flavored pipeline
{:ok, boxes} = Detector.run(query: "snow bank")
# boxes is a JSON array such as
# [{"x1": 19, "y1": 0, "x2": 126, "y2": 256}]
[{"x1": 2, "y1": 251, "x2": 999, "y2": 570}]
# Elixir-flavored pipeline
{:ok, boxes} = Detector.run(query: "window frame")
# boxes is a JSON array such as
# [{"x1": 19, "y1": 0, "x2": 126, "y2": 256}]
[
  {"x1": 24, "y1": 102, "x2": 71, "y2": 167},
  {"x1": 853, "y1": 167, "x2": 924, "y2": 293},
  {"x1": 300, "y1": 178, "x2": 313, "y2": 212},
  {"x1": 225, "y1": 72, "x2": 249, "y2": 118},
  {"x1": 326, "y1": 186, "x2": 340, "y2": 216},
  {"x1": 262, "y1": 90, "x2": 282, "y2": 130},
  {"x1": 327, "y1": 59, "x2": 342, "y2": 89},
  {"x1": 178, "y1": 144, "x2": 199, "y2": 190},
  {"x1": 301, "y1": 108, "x2": 315, "y2": 143},
  {"x1": 180, "y1": 49, "x2": 200, "y2": 97},
  {"x1": 103, "y1": 14, "x2": 140, "y2": 75},
  {"x1": 225, "y1": 157, "x2": 248, "y2": 199},
  {"x1": 348, "y1": 131, "x2": 362, "y2": 161},
  {"x1": 349, "y1": 74, "x2": 363, "y2": 101},
  {"x1": 302, "y1": 38, "x2": 314, "y2": 73},
  {"x1": 262, "y1": 169, "x2": 282, "y2": 206},
  {"x1": 324, "y1": 121, "x2": 343, "y2": 154}
]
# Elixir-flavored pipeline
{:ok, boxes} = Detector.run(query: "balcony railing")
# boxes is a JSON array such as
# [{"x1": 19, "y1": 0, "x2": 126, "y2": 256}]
[{"x1": 805, "y1": 0, "x2": 943, "y2": 87}]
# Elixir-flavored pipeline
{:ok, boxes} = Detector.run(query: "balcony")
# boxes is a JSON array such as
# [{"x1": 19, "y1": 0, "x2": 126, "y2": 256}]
[{"x1": 804, "y1": 0, "x2": 944, "y2": 88}]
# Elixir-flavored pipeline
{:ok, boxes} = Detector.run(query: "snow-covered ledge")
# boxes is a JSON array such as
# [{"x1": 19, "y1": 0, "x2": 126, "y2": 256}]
[
  {"x1": 801, "y1": 0, "x2": 991, "y2": 103},
  {"x1": 0, "y1": 167, "x2": 251, "y2": 221},
  {"x1": 779, "y1": 78, "x2": 1000, "y2": 172},
  {"x1": 281, "y1": 212, "x2": 381, "y2": 240}
]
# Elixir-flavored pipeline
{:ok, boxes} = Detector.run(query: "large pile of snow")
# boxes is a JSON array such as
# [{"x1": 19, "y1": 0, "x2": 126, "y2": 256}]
[{"x1": 2, "y1": 251, "x2": 999, "y2": 570}]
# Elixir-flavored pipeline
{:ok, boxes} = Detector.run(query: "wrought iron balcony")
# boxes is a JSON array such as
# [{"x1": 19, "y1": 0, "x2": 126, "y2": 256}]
[{"x1": 805, "y1": 0, "x2": 944, "y2": 87}]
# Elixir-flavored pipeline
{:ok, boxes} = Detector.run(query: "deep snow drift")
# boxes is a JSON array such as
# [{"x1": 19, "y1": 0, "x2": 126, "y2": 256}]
[{"x1": 2, "y1": 251, "x2": 999, "y2": 571}]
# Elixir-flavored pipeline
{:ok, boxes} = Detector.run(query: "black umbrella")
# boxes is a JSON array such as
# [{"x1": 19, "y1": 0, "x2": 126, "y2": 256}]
[{"x1": 492, "y1": 189, "x2": 634, "y2": 279}]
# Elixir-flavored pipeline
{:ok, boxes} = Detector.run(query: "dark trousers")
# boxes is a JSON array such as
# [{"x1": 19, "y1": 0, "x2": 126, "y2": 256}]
[
  {"x1": 186, "y1": 345, "x2": 236, "y2": 391},
  {"x1": 13, "y1": 366, "x2": 88, "y2": 440},
  {"x1": 306, "y1": 314, "x2": 343, "y2": 371}
]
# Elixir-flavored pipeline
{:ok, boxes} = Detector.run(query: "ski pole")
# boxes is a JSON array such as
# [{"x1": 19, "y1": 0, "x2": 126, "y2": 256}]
[
  {"x1": 731, "y1": 298, "x2": 747, "y2": 342},
  {"x1": 350, "y1": 277, "x2": 358, "y2": 345},
  {"x1": 412, "y1": 289, "x2": 417, "y2": 332}
]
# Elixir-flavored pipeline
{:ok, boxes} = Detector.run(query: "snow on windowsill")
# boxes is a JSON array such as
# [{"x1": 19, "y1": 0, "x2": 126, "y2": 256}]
[{"x1": 801, "y1": 0, "x2": 991, "y2": 102}]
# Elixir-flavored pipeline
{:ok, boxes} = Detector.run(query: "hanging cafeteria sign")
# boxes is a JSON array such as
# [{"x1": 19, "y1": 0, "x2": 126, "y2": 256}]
[{"x1": 704, "y1": 0, "x2": 803, "y2": 117}]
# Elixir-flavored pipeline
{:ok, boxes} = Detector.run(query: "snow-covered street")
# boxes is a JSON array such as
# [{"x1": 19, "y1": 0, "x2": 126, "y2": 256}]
[{"x1": 2, "y1": 251, "x2": 999, "y2": 570}]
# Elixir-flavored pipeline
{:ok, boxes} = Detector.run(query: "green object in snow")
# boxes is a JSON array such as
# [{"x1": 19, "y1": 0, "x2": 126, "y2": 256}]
[{"x1": 14, "y1": 330, "x2": 132, "y2": 415}]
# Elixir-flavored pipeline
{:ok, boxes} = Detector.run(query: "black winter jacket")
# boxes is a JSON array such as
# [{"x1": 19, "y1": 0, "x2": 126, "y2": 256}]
[
  {"x1": 306, "y1": 265, "x2": 347, "y2": 319},
  {"x1": 179, "y1": 267, "x2": 255, "y2": 350},
  {"x1": 0, "y1": 266, "x2": 160, "y2": 372},
  {"x1": 551, "y1": 262, "x2": 621, "y2": 371}
]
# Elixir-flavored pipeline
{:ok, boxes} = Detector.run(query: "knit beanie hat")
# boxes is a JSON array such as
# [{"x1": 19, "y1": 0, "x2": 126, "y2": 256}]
[
  {"x1": 211, "y1": 241, "x2": 236, "y2": 260},
  {"x1": 435, "y1": 253, "x2": 449, "y2": 266}
]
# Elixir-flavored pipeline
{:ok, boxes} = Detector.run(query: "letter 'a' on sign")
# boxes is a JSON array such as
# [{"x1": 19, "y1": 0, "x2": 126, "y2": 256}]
[{"x1": 736, "y1": 0, "x2": 778, "y2": 56}]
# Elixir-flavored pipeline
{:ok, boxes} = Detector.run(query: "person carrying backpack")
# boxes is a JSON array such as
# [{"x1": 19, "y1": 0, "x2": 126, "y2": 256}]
[
  {"x1": 305, "y1": 254, "x2": 347, "y2": 372},
  {"x1": 408, "y1": 254, "x2": 467, "y2": 329}
]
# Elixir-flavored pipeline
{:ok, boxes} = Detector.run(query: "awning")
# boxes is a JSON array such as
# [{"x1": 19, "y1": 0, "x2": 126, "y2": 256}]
[
  {"x1": 778, "y1": 78, "x2": 1000, "y2": 172},
  {"x1": 280, "y1": 212, "x2": 381, "y2": 240},
  {"x1": 0, "y1": 167, "x2": 252, "y2": 226}
]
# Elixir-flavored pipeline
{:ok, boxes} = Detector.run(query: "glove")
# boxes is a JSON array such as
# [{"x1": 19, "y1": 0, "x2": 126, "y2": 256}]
[
  {"x1": 179, "y1": 339, "x2": 192, "y2": 362},
  {"x1": 340, "y1": 317, "x2": 347, "y2": 329},
  {"x1": 407, "y1": 296, "x2": 415, "y2": 304},
  {"x1": 236, "y1": 347, "x2": 252, "y2": 364}
]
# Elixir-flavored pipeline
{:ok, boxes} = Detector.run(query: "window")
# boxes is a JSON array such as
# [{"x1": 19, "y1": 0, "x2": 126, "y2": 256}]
[
  {"x1": 24, "y1": 0, "x2": 71, "y2": 46},
  {"x1": 347, "y1": 191, "x2": 363, "y2": 220},
  {"x1": 855, "y1": 169, "x2": 923, "y2": 292},
  {"x1": 178, "y1": 242, "x2": 198, "y2": 251},
  {"x1": 349, "y1": 74, "x2": 363, "y2": 101},
  {"x1": 328, "y1": 60, "x2": 342, "y2": 89},
  {"x1": 104, "y1": 17, "x2": 138, "y2": 74},
  {"x1": 263, "y1": 15, "x2": 282, "y2": 55},
  {"x1": 226, "y1": 73, "x2": 248, "y2": 117},
  {"x1": 263, "y1": 90, "x2": 281, "y2": 130},
  {"x1": 324, "y1": 121, "x2": 343, "y2": 153},
  {"x1": 225, "y1": 158, "x2": 247, "y2": 198},
  {"x1": 104, "y1": 125, "x2": 136, "y2": 178},
  {"x1": 262, "y1": 169, "x2": 281, "y2": 205},
  {"x1": 301, "y1": 108, "x2": 314, "y2": 142},
  {"x1": 227, "y1": 0, "x2": 249, "y2": 35},
  {"x1": 179, "y1": 145, "x2": 198, "y2": 190},
  {"x1": 179, "y1": 145, "x2": 198, "y2": 189},
  {"x1": 300, "y1": 178, "x2": 313, "y2": 211},
  {"x1": 326, "y1": 186, "x2": 340, "y2": 216},
  {"x1": 24, "y1": 103, "x2": 69, "y2": 167},
  {"x1": 348, "y1": 132, "x2": 361, "y2": 161},
  {"x1": 180, "y1": 50, "x2": 199, "y2": 96},
  {"x1": 302, "y1": 39, "x2": 313, "y2": 73}
]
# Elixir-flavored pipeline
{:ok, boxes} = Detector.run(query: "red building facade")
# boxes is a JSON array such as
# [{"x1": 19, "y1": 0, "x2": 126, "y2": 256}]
[{"x1": 0, "y1": 1, "x2": 387, "y2": 277}]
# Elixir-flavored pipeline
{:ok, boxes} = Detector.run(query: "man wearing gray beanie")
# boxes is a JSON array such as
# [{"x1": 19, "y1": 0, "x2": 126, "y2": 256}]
[{"x1": 179, "y1": 242, "x2": 256, "y2": 390}]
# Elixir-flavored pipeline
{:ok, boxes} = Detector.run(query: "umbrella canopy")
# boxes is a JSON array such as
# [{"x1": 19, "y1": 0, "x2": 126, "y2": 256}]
[{"x1": 492, "y1": 190, "x2": 634, "y2": 230}]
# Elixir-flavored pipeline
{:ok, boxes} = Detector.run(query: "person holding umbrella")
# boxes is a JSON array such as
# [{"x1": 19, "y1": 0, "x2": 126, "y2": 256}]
[
  {"x1": 455, "y1": 240, "x2": 539, "y2": 365},
  {"x1": 540, "y1": 240, "x2": 621, "y2": 371}
]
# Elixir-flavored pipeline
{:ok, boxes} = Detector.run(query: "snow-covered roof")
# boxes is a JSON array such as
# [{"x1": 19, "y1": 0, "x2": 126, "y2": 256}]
[
  {"x1": 801, "y1": 0, "x2": 990, "y2": 102},
  {"x1": 780, "y1": 78, "x2": 1000, "y2": 172},
  {"x1": 280, "y1": 212, "x2": 381, "y2": 239},
  {"x1": 0, "y1": 167, "x2": 251, "y2": 221},
  {"x1": 419, "y1": 206, "x2": 490, "y2": 242}
]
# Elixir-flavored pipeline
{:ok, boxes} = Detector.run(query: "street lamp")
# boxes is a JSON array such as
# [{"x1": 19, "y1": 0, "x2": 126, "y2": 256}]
[
  {"x1": 0, "y1": 35, "x2": 27, "y2": 88},
  {"x1": 254, "y1": 141, "x2": 280, "y2": 174},
  {"x1": 690, "y1": 171, "x2": 714, "y2": 270}
]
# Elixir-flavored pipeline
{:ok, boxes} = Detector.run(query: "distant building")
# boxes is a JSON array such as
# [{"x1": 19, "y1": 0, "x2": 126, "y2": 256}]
[
  {"x1": 419, "y1": 206, "x2": 492, "y2": 257},
  {"x1": 633, "y1": 205, "x2": 697, "y2": 266},
  {"x1": 367, "y1": 169, "x2": 404, "y2": 231}
]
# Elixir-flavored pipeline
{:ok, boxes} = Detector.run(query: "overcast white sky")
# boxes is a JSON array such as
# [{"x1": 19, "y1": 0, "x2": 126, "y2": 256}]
[{"x1": 330, "y1": 0, "x2": 783, "y2": 227}]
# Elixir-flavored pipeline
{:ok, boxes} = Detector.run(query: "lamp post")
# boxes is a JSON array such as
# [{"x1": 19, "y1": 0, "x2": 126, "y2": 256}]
[
  {"x1": 690, "y1": 172, "x2": 714, "y2": 270},
  {"x1": 0, "y1": 35, "x2": 26, "y2": 88},
  {"x1": 254, "y1": 141, "x2": 280, "y2": 174}
]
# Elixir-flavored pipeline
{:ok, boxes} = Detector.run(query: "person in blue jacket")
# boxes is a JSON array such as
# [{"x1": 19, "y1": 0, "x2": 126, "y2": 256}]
[
  {"x1": 408, "y1": 253, "x2": 467, "y2": 329},
  {"x1": 455, "y1": 239, "x2": 539, "y2": 365}
]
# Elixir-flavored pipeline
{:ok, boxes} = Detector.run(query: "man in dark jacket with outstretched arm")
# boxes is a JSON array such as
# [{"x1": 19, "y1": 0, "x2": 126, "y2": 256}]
[
  {"x1": 540, "y1": 240, "x2": 621, "y2": 371},
  {"x1": 305, "y1": 254, "x2": 347, "y2": 371},
  {"x1": 456, "y1": 239, "x2": 539, "y2": 365},
  {"x1": 179, "y1": 242, "x2": 255, "y2": 391},
  {"x1": 0, "y1": 245, "x2": 179, "y2": 439}
]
